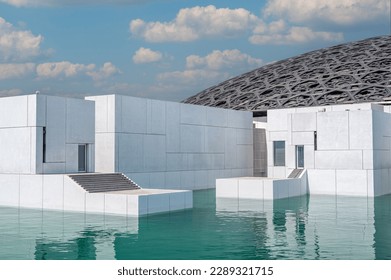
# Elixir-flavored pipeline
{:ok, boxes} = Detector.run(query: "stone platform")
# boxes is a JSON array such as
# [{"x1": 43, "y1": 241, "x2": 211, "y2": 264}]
[
  {"x1": 216, "y1": 170, "x2": 307, "y2": 200},
  {"x1": 0, "y1": 174, "x2": 192, "y2": 216}
]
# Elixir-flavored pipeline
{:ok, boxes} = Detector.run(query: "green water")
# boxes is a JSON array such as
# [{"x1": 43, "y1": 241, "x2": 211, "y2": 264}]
[{"x1": 0, "y1": 189, "x2": 390, "y2": 260}]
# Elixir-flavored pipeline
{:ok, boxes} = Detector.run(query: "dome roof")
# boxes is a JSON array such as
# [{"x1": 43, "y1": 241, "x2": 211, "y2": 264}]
[{"x1": 182, "y1": 35, "x2": 391, "y2": 115}]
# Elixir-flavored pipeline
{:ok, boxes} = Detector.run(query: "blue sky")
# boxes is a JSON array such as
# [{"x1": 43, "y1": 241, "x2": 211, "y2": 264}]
[{"x1": 0, "y1": 0, "x2": 389, "y2": 101}]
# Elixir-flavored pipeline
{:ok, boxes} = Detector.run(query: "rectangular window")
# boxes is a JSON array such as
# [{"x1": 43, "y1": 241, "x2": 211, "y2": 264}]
[
  {"x1": 296, "y1": 145, "x2": 304, "y2": 168},
  {"x1": 43, "y1": 127, "x2": 46, "y2": 163},
  {"x1": 314, "y1": 131, "x2": 317, "y2": 151},
  {"x1": 273, "y1": 141, "x2": 285, "y2": 166},
  {"x1": 78, "y1": 144, "x2": 87, "y2": 172}
]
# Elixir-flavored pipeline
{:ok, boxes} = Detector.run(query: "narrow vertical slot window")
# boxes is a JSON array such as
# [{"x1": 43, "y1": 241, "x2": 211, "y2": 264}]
[{"x1": 43, "y1": 127, "x2": 46, "y2": 163}]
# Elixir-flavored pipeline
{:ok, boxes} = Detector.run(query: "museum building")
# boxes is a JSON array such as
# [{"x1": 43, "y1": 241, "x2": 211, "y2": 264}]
[{"x1": 0, "y1": 35, "x2": 390, "y2": 215}]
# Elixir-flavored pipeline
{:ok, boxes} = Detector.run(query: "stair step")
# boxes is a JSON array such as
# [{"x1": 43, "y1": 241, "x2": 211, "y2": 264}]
[
  {"x1": 68, "y1": 173, "x2": 141, "y2": 193},
  {"x1": 288, "y1": 169, "x2": 304, "y2": 179}
]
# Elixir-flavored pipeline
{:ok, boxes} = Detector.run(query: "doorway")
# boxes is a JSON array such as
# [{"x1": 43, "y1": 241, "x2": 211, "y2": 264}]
[
  {"x1": 78, "y1": 144, "x2": 88, "y2": 172},
  {"x1": 296, "y1": 145, "x2": 304, "y2": 169}
]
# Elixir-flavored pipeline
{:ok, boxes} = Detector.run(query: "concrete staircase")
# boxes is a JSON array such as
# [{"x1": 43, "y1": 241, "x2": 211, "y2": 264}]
[
  {"x1": 288, "y1": 169, "x2": 305, "y2": 179},
  {"x1": 68, "y1": 173, "x2": 141, "y2": 193}
]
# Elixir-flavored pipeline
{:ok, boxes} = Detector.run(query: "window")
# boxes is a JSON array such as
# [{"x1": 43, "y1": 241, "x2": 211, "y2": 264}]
[
  {"x1": 78, "y1": 144, "x2": 87, "y2": 172},
  {"x1": 296, "y1": 145, "x2": 304, "y2": 168},
  {"x1": 43, "y1": 127, "x2": 46, "y2": 163},
  {"x1": 273, "y1": 141, "x2": 285, "y2": 166},
  {"x1": 314, "y1": 131, "x2": 317, "y2": 151}
]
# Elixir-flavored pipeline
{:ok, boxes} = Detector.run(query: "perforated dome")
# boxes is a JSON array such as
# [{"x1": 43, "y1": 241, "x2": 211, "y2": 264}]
[{"x1": 182, "y1": 35, "x2": 391, "y2": 115}]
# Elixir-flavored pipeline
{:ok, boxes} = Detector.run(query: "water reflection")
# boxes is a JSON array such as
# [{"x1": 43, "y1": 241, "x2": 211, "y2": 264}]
[{"x1": 0, "y1": 191, "x2": 391, "y2": 259}]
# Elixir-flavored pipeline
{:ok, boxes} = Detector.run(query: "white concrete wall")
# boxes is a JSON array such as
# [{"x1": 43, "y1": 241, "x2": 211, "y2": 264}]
[
  {"x1": 89, "y1": 95, "x2": 254, "y2": 190},
  {"x1": 42, "y1": 96, "x2": 95, "y2": 174},
  {"x1": 0, "y1": 94, "x2": 95, "y2": 174},
  {"x1": 0, "y1": 173, "x2": 192, "y2": 216},
  {"x1": 266, "y1": 102, "x2": 391, "y2": 197},
  {"x1": 0, "y1": 95, "x2": 38, "y2": 174}
]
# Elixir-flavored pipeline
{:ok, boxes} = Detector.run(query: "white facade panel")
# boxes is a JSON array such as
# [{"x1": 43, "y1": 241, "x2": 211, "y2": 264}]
[
  {"x1": 19, "y1": 174, "x2": 43, "y2": 209},
  {"x1": 363, "y1": 150, "x2": 374, "y2": 170},
  {"x1": 0, "y1": 95, "x2": 28, "y2": 128},
  {"x1": 95, "y1": 133, "x2": 115, "y2": 172},
  {"x1": 104, "y1": 193, "x2": 127, "y2": 215},
  {"x1": 180, "y1": 125, "x2": 205, "y2": 153},
  {"x1": 166, "y1": 153, "x2": 188, "y2": 171},
  {"x1": 180, "y1": 103, "x2": 206, "y2": 125},
  {"x1": 120, "y1": 95, "x2": 147, "y2": 134},
  {"x1": 291, "y1": 112, "x2": 317, "y2": 132},
  {"x1": 216, "y1": 178, "x2": 238, "y2": 198},
  {"x1": 165, "y1": 171, "x2": 182, "y2": 189},
  {"x1": 85, "y1": 193, "x2": 105, "y2": 214},
  {"x1": 236, "y1": 128, "x2": 253, "y2": 145},
  {"x1": 147, "y1": 194, "x2": 170, "y2": 214},
  {"x1": 149, "y1": 172, "x2": 166, "y2": 189},
  {"x1": 180, "y1": 170, "x2": 195, "y2": 189},
  {"x1": 238, "y1": 178, "x2": 263, "y2": 199},
  {"x1": 143, "y1": 134, "x2": 166, "y2": 172},
  {"x1": 224, "y1": 128, "x2": 237, "y2": 169},
  {"x1": 336, "y1": 170, "x2": 368, "y2": 196},
  {"x1": 206, "y1": 107, "x2": 227, "y2": 127},
  {"x1": 63, "y1": 176, "x2": 86, "y2": 212},
  {"x1": 205, "y1": 126, "x2": 225, "y2": 153},
  {"x1": 307, "y1": 169, "x2": 336, "y2": 195},
  {"x1": 168, "y1": 192, "x2": 186, "y2": 211},
  {"x1": 0, "y1": 127, "x2": 32, "y2": 173},
  {"x1": 317, "y1": 111, "x2": 349, "y2": 150},
  {"x1": 66, "y1": 98, "x2": 95, "y2": 144},
  {"x1": 291, "y1": 132, "x2": 314, "y2": 145},
  {"x1": 165, "y1": 102, "x2": 180, "y2": 153},
  {"x1": 0, "y1": 174, "x2": 19, "y2": 206},
  {"x1": 118, "y1": 133, "x2": 144, "y2": 173},
  {"x1": 267, "y1": 108, "x2": 295, "y2": 131},
  {"x1": 45, "y1": 96, "x2": 66, "y2": 163},
  {"x1": 147, "y1": 99, "x2": 166, "y2": 135},
  {"x1": 86, "y1": 95, "x2": 109, "y2": 133},
  {"x1": 65, "y1": 144, "x2": 78, "y2": 173},
  {"x1": 349, "y1": 110, "x2": 373, "y2": 150},
  {"x1": 194, "y1": 170, "x2": 208, "y2": 188},
  {"x1": 42, "y1": 175, "x2": 64, "y2": 210},
  {"x1": 315, "y1": 150, "x2": 363, "y2": 170},
  {"x1": 303, "y1": 145, "x2": 315, "y2": 169}
]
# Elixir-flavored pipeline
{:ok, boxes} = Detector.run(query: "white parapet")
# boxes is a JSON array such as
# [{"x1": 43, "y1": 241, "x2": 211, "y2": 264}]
[
  {"x1": 0, "y1": 173, "x2": 192, "y2": 216},
  {"x1": 216, "y1": 170, "x2": 307, "y2": 200}
]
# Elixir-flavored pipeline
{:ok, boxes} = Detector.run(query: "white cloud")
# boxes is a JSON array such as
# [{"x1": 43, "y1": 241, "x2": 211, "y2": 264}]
[
  {"x1": 158, "y1": 49, "x2": 262, "y2": 86},
  {"x1": 264, "y1": 0, "x2": 389, "y2": 25},
  {"x1": 132, "y1": 47, "x2": 163, "y2": 64},
  {"x1": 36, "y1": 61, "x2": 95, "y2": 79},
  {"x1": 250, "y1": 25, "x2": 343, "y2": 45},
  {"x1": 186, "y1": 49, "x2": 262, "y2": 70},
  {"x1": 0, "y1": 63, "x2": 35, "y2": 80},
  {"x1": 36, "y1": 61, "x2": 120, "y2": 82},
  {"x1": 130, "y1": 5, "x2": 263, "y2": 42},
  {"x1": 87, "y1": 62, "x2": 121, "y2": 81},
  {"x1": 158, "y1": 69, "x2": 226, "y2": 85},
  {"x1": 0, "y1": 17, "x2": 43, "y2": 61},
  {"x1": 0, "y1": 0, "x2": 144, "y2": 7}
]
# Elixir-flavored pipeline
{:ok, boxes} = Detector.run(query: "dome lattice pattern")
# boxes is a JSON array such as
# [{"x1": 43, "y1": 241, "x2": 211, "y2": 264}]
[{"x1": 182, "y1": 36, "x2": 391, "y2": 115}]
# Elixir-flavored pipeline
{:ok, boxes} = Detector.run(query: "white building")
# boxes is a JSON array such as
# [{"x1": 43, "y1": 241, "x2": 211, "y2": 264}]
[
  {"x1": 87, "y1": 95, "x2": 253, "y2": 190},
  {"x1": 0, "y1": 93, "x2": 253, "y2": 215},
  {"x1": 0, "y1": 94, "x2": 95, "y2": 174},
  {"x1": 217, "y1": 102, "x2": 391, "y2": 199}
]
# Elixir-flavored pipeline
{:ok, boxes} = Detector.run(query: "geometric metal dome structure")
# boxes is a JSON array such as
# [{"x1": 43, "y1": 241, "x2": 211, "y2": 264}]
[{"x1": 182, "y1": 35, "x2": 391, "y2": 116}]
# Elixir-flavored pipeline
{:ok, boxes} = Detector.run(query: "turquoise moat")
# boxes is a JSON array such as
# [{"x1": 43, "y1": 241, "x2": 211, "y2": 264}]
[{"x1": 0, "y1": 189, "x2": 390, "y2": 260}]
